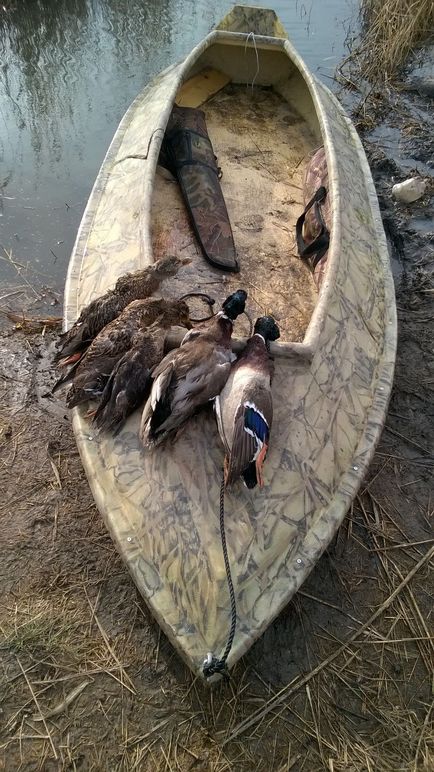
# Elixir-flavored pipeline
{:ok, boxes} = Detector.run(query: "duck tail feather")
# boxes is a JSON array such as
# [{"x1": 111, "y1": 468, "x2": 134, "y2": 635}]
[
  {"x1": 241, "y1": 463, "x2": 258, "y2": 489},
  {"x1": 51, "y1": 358, "x2": 82, "y2": 394}
]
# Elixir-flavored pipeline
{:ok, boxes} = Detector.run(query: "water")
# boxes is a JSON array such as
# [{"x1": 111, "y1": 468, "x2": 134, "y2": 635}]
[{"x1": 0, "y1": 0, "x2": 357, "y2": 299}]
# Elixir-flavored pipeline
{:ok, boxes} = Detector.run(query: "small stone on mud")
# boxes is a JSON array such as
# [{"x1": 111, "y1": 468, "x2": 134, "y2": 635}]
[{"x1": 392, "y1": 177, "x2": 427, "y2": 203}]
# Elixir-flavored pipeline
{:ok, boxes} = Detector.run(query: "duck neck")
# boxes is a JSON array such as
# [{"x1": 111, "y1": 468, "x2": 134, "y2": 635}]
[
  {"x1": 241, "y1": 333, "x2": 271, "y2": 365},
  {"x1": 214, "y1": 311, "x2": 234, "y2": 343}
]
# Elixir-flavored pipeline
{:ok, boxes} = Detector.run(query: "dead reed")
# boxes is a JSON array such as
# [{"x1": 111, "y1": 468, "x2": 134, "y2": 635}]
[
  {"x1": 353, "y1": 0, "x2": 434, "y2": 81},
  {"x1": 0, "y1": 307, "x2": 62, "y2": 333}
]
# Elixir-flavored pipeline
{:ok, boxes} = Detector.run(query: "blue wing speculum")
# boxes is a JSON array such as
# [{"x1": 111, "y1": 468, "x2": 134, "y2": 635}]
[
  {"x1": 240, "y1": 401, "x2": 270, "y2": 488},
  {"x1": 244, "y1": 402, "x2": 269, "y2": 452}
]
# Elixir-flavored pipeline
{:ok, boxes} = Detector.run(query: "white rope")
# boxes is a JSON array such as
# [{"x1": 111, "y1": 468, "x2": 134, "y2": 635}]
[{"x1": 245, "y1": 31, "x2": 260, "y2": 90}]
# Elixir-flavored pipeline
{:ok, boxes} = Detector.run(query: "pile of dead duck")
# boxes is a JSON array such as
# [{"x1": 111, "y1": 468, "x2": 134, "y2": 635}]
[{"x1": 53, "y1": 270, "x2": 279, "y2": 492}]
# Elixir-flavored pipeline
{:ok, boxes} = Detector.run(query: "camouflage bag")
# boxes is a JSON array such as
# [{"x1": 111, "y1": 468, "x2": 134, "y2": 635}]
[
  {"x1": 296, "y1": 147, "x2": 330, "y2": 288},
  {"x1": 161, "y1": 105, "x2": 239, "y2": 272}
]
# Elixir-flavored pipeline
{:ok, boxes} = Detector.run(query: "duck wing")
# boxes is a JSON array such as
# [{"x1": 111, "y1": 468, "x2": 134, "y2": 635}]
[
  {"x1": 216, "y1": 367, "x2": 273, "y2": 488},
  {"x1": 54, "y1": 292, "x2": 125, "y2": 363},
  {"x1": 53, "y1": 333, "x2": 120, "y2": 395},
  {"x1": 94, "y1": 334, "x2": 164, "y2": 434},
  {"x1": 51, "y1": 356, "x2": 83, "y2": 394},
  {"x1": 64, "y1": 316, "x2": 140, "y2": 408},
  {"x1": 141, "y1": 341, "x2": 233, "y2": 446}
]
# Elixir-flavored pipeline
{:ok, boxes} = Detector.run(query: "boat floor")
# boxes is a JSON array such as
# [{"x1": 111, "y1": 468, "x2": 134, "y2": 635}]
[{"x1": 152, "y1": 84, "x2": 318, "y2": 342}]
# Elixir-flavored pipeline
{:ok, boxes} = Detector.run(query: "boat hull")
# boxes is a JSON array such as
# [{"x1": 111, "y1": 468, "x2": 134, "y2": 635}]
[{"x1": 63, "y1": 7, "x2": 396, "y2": 676}]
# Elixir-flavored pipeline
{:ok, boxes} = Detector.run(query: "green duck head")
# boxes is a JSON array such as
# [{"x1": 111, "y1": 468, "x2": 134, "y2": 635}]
[
  {"x1": 254, "y1": 315, "x2": 280, "y2": 342},
  {"x1": 222, "y1": 289, "x2": 247, "y2": 320}
]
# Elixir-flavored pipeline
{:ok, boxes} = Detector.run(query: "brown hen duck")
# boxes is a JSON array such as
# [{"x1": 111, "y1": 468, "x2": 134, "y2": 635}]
[
  {"x1": 92, "y1": 316, "x2": 183, "y2": 435},
  {"x1": 58, "y1": 298, "x2": 190, "y2": 409},
  {"x1": 54, "y1": 255, "x2": 189, "y2": 365}
]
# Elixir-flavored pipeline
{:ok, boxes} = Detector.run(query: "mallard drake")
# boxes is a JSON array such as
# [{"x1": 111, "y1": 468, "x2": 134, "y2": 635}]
[
  {"x1": 54, "y1": 255, "x2": 189, "y2": 366},
  {"x1": 140, "y1": 289, "x2": 248, "y2": 448},
  {"x1": 61, "y1": 298, "x2": 190, "y2": 409},
  {"x1": 215, "y1": 315, "x2": 280, "y2": 489}
]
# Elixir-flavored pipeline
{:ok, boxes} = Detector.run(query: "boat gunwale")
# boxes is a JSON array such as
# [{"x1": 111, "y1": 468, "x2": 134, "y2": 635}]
[{"x1": 62, "y1": 59, "x2": 179, "y2": 334}]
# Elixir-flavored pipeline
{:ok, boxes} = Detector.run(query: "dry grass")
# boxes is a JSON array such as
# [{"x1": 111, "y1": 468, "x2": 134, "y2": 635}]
[
  {"x1": 0, "y1": 307, "x2": 62, "y2": 333},
  {"x1": 214, "y1": 497, "x2": 434, "y2": 771},
  {"x1": 343, "y1": 0, "x2": 434, "y2": 83},
  {"x1": 0, "y1": 597, "x2": 92, "y2": 663}
]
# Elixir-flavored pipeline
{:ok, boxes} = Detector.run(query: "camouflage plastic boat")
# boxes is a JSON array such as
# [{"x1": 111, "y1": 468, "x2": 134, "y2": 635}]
[{"x1": 64, "y1": 6, "x2": 397, "y2": 677}]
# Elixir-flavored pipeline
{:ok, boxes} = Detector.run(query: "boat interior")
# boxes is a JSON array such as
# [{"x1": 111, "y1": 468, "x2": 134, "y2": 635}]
[{"x1": 152, "y1": 40, "x2": 324, "y2": 344}]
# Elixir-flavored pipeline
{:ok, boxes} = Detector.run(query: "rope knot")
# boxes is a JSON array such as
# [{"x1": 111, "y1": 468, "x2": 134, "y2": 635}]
[{"x1": 203, "y1": 653, "x2": 230, "y2": 681}]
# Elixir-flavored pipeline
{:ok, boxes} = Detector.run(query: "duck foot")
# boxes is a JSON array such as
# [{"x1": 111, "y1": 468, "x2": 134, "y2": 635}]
[
  {"x1": 255, "y1": 444, "x2": 268, "y2": 488},
  {"x1": 58, "y1": 352, "x2": 82, "y2": 367}
]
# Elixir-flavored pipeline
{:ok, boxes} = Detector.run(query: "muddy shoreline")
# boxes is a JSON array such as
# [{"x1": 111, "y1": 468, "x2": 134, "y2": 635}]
[{"x1": 1, "y1": 63, "x2": 433, "y2": 772}]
